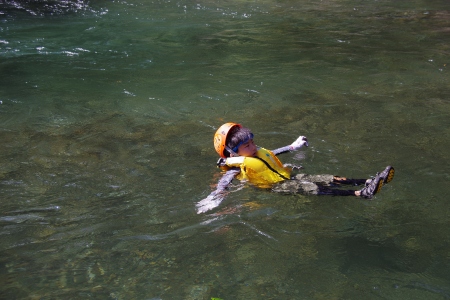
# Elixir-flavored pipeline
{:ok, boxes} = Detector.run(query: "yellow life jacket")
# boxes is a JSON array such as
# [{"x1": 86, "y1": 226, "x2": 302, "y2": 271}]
[{"x1": 224, "y1": 147, "x2": 292, "y2": 188}]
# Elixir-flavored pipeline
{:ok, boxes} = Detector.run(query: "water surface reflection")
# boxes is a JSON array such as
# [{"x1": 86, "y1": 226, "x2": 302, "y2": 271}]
[{"x1": 1, "y1": 0, "x2": 449, "y2": 298}]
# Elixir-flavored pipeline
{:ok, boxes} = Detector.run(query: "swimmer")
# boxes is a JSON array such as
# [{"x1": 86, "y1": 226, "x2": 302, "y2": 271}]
[{"x1": 196, "y1": 122, "x2": 394, "y2": 213}]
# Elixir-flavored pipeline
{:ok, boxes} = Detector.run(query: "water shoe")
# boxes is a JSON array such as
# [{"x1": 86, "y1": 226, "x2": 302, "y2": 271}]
[
  {"x1": 365, "y1": 166, "x2": 395, "y2": 186},
  {"x1": 360, "y1": 173, "x2": 383, "y2": 199},
  {"x1": 379, "y1": 165, "x2": 395, "y2": 184}
]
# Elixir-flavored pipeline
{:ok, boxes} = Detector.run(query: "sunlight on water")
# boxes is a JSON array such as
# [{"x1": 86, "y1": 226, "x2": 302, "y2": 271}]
[{"x1": 0, "y1": 0, "x2": 449, "y2": 298}]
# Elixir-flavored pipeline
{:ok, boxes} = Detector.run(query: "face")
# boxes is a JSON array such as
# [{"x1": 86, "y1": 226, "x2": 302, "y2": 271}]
[{"x1": 236, "y1": 139, "x2": 257, "y2": 157}]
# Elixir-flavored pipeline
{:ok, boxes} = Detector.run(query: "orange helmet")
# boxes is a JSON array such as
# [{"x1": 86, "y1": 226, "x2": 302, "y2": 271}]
[{"x1": 214, "y1": 122, "x2": 242, "y2": 158}]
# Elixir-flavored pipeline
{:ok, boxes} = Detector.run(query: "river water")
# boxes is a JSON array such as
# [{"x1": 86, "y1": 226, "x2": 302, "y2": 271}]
[{"x1": 1, "y1": 0, "x2": 449, "y2": 299}]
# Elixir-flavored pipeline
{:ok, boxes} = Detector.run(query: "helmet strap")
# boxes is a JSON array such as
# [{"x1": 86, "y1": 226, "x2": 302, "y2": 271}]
[{"x1": 225, "y1": 146, "x2": 239, "y2": 157}]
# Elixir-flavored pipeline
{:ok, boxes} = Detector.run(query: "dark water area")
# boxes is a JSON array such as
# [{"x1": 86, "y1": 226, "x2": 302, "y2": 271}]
[{"x1": 1, "y1": 0, "x2": 450, "y2": 299}]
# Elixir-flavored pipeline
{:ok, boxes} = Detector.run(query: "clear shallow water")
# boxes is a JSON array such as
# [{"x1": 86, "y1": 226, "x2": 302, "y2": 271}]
[{"x1": 1, "y1": 0, "x2": 449, "y2": 299}]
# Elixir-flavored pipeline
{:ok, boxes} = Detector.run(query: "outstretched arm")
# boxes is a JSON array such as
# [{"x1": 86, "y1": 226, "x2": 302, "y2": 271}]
[
  {"x1": 272, "y1": 135, "x2": 308, "y2": 155},
  {"x1": 196, "y1": 168, "x2": 240, "y2": 214},
  {"x1": 271, "y1": 145, "x2": 293, "y2": 156}
]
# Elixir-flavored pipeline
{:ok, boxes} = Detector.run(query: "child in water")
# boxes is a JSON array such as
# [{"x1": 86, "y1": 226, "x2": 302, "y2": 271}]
[{"x1": 196, "y1": 122, "x2": 395, "y2": 214}]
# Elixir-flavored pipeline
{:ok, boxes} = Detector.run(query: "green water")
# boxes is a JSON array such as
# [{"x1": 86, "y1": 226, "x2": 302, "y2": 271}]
[{"x1": 1, "y1": 0, "x2": 449, "y2": 299}]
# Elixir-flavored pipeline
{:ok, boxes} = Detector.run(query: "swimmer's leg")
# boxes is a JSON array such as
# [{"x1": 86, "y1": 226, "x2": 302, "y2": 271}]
[
  {"x1": 318, "y1": 187, "x2": 357, "y2": 196},
  {"x1": 319, "y1": 176, "x2": 383, "y2": 198},
  {"x1": 334, "y1": 166, "x2": 395, "y2": 186},
  {"x1": 333, "y1": 176, "x2": 367, "y2": 186}
]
